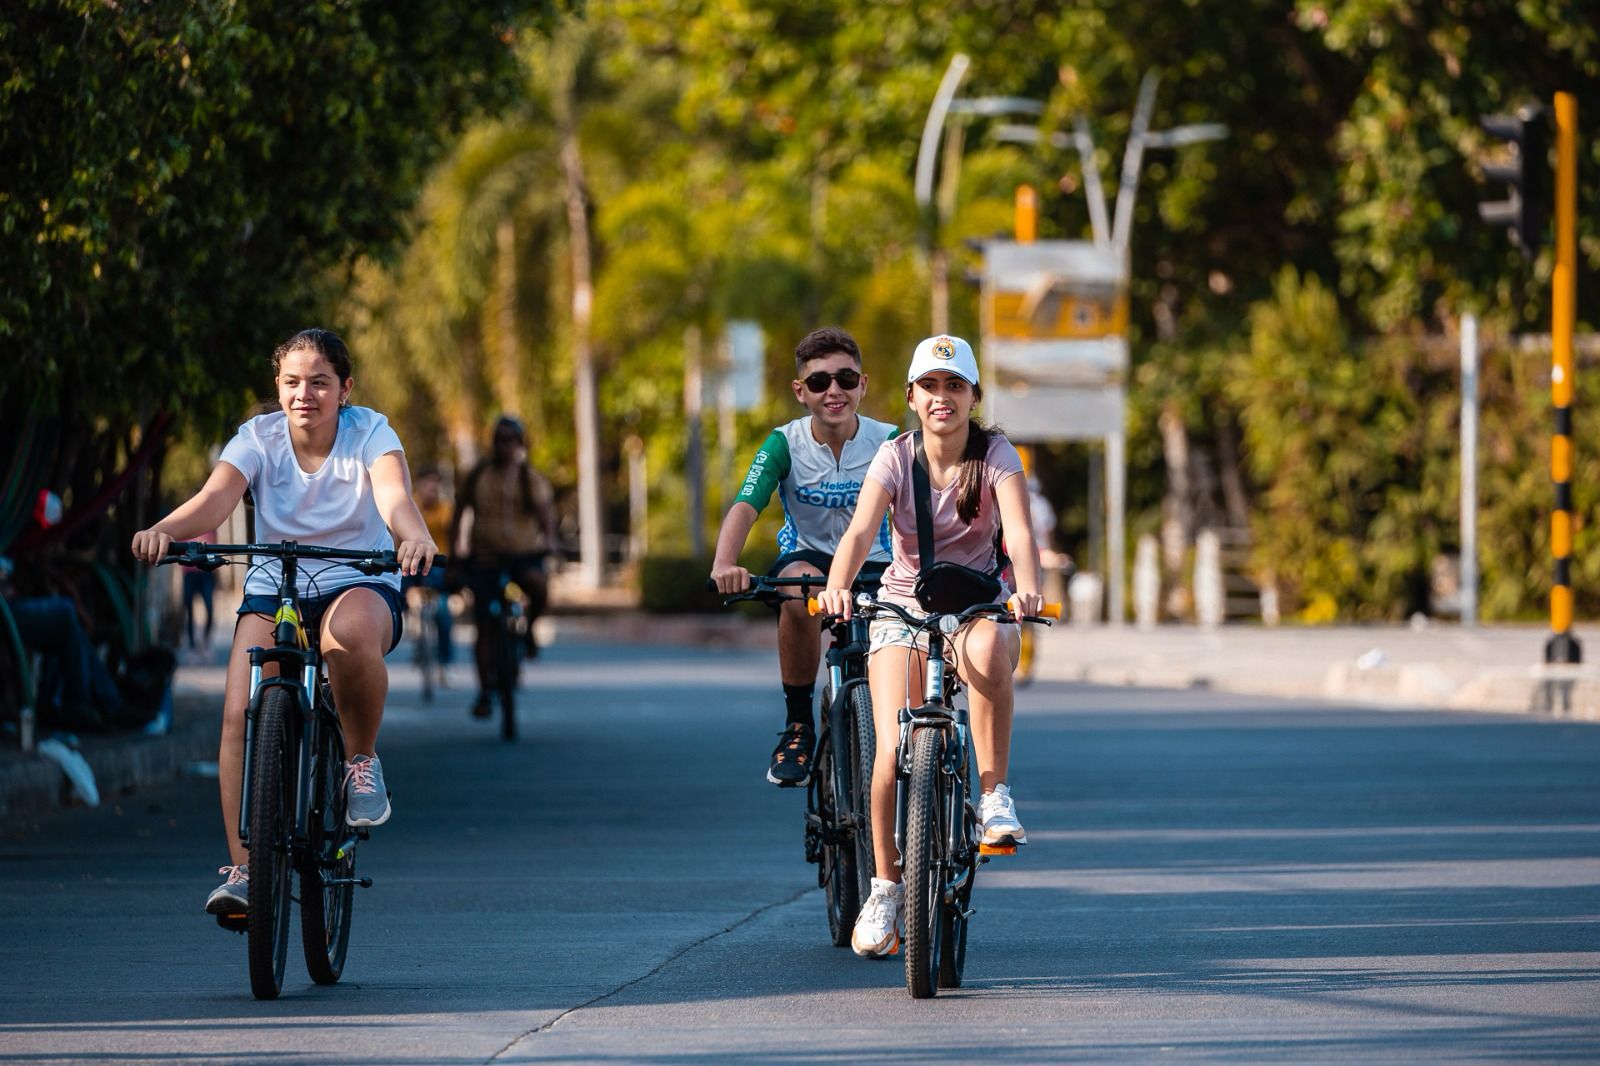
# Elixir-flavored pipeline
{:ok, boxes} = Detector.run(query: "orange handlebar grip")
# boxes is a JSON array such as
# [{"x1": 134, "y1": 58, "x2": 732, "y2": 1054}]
[
  {"x1": 1041, "y1": 602, "x2": 1062, "y2": 619},
  {"x1": 808, "y1": 597, "x2": 822, "y2": 616}
]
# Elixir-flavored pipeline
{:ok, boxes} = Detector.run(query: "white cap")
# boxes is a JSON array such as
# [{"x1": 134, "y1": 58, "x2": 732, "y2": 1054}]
[{"x1": 907, "y1": 334, "x2": 979, "y2": 386}]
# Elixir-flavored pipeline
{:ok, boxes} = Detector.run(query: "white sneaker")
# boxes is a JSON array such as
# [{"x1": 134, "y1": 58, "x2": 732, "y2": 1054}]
[
  {"x1": 851, "y1": 878, "x2": 903, "y2": 958},
  {"x1": 979, "y1": 783, "x2": 1027, "y2": 845}
]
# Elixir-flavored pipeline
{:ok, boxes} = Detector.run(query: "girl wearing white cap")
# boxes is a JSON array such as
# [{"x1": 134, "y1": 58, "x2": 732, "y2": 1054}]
[{"x1": 817, "y1": 334, "x2": 1044, "y2": 958}]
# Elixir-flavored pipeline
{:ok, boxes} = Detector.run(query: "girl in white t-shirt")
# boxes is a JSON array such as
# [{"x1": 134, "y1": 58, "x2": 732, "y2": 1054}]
[
  {"x1": 817, "y1": 334, "x2": 1044, "y2": 959},
  {"x1": 131, "y1": 329, "x2": 438, "y2": 916}
]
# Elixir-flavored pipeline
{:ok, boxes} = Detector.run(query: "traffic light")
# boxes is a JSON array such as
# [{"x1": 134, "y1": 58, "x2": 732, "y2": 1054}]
[{"x1": 1478, "y1": 104, "x2": 1546, "y2": 257}]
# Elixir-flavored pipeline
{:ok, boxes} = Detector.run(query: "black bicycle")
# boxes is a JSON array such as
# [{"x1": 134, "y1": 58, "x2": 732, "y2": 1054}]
[
  {"x1": 819, "y1": 592, "x2": 1055, "y2": 999},
  {"x1": 160, "y1": 540, "x2": 434, "y2": 999},
  {"x1": 407, "y1": 582, "x2": 444, "y2": 703},
  {"x1": 480, "y1": 563, "x2": 535, "y2": 742},
  {"x1": 717, "y1": 573, "x2": 878, "y2": 947}
]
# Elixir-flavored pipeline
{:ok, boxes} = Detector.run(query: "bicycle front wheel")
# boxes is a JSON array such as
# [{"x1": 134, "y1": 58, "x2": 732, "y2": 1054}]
[
  {"x1": 902, "y1": 726, "x2": 946, "y2": 999},
  {"x1": 498, "y1": 617, "x2": 518, "y2": 742},
  {"x1": 300, "y1": 703, "x2": 354, "y2": 985},
  {"x1": 247, "y1": 686, "x2": 296, "y2": 1000}
]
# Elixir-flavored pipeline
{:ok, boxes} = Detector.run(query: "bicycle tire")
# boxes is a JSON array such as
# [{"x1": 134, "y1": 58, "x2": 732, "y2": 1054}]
[
  {"x1": 938, "y1": 749, "x2": 976, "y2": 989},
  {"x1": 416, "y1": 603, "x2": 436, "y2": 703},
  {"x1": 300, "y1": 699, "x2": 354, "y2": 985},
  {"x1": 902, "y1": 726, "x2": 946, "y2": 999},
  {"x1": 813, "y1": 728, "x2": 858, "y2": 946},
  {"x1": 247, "y1": 686, "x2": 296, "y2": 1000},
  {"x1": 848, "y1": 684, "x2": 877, "y2": 909},
  {"x1": 498, "y1": 612, "x2": 518, "y2": 742}
]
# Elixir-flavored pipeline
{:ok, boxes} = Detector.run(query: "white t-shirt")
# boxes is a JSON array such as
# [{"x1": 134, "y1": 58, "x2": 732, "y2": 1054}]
[{"x1": 219, "y1": 406, "x2": 405, "y2": 598}]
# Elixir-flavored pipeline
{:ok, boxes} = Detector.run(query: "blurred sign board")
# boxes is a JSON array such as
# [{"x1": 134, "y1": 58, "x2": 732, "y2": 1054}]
[
  {"x1": 980, "y1": 240, "x2": 1129, "y2": 441},
  {"x1": 722, "y1": 320, "x2": 765, "y2": 412}
]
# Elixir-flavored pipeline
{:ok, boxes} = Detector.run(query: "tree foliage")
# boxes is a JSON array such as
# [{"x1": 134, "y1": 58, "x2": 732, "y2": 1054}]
[
  {"x1": 1, "y1": 0, "x2": 564, "y2": 553},
  {"x1": 14, "y1": 0, "x2": 1600, "y2": 618}
]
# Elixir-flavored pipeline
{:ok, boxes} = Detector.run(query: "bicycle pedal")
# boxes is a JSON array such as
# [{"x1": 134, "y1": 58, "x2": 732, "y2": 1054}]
[
  {"x1": 978, "y1": 842, "x2": 1017, "y2": 856},
  {"x1": 215, "y1": 912, "x2": 248, "y2": 934}
]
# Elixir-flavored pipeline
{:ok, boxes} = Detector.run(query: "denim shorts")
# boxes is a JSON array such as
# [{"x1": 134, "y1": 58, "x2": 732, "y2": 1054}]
[
  {"x1": 238, "y1": 581, "x2": 405, "y2": 653},
  {"x1": 867, "y1": 613, "x2": 1017, "y2": 656}
]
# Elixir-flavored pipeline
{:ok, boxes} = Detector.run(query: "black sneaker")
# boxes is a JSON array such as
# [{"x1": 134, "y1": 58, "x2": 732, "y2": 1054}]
[
  {"x1": 767, "y1": 722, "x2": 815, "y2": 788},
  {"x1": 471, "y1": 693, "x2": 493, "y2": 719}
]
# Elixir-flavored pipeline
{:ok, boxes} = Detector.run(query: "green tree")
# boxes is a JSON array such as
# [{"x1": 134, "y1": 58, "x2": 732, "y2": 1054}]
[{"x1": 2, "y1": 0, "x2": 567, "y2": 555}]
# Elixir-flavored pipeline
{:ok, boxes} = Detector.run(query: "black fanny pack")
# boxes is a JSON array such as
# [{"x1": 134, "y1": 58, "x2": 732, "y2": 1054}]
[
  {"x1": 909, "y1": 431, "x2": 1007, "y2": 614},
  {"x1": 914, "y1": 561, "x2": 1003, "y2": 615}
]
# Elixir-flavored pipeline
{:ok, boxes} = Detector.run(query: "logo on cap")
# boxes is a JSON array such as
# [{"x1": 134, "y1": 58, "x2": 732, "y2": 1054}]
[{"x1": 932, "y1": 337, "x2": 955, "y2": 360}]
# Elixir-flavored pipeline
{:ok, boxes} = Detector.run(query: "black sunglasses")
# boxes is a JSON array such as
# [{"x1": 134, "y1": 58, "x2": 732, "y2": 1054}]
[{"x1": 801, "y1": 368, "x2": 862, "y2": 393}]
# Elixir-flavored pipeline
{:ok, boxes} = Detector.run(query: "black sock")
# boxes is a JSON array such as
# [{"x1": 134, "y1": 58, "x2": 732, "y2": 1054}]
[{"x1": 783, "y1": 684, "x2": 815, "y2": 729}]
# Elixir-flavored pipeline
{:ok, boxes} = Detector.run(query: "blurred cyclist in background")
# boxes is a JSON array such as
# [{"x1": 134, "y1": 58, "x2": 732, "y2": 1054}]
[
  {"x1": 451, "y1": 416, "x2": 559, "y2": 719},
  {"x1": 402, "y1": 466, "x2": 455, "y2": 669}
]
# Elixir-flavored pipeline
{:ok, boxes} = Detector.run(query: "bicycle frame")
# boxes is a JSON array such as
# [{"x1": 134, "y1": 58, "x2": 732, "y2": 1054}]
[
  {"x1": 236, "y1": 550, "x2": 361, "y2": 866},
  {"x1": 890, "y1": 622, "x2": 973, "y2": 871}
]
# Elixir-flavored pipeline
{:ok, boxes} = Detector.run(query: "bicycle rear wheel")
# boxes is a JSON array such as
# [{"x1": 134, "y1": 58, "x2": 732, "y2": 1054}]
[
  {"x1": 247, "y1": 686, "x2": 296, "y2": 1000},
  {"x1": 938, "y1": 749, "x2": 977, "y2": 989},
  {"x1": 902, "y1": 726, "x2": 946, "y2": 999},
  {"x1": 812, "y1": 726, "x2": 859, "y2": 946},
  {"x1": 300, "y1": 699, "x2": 354, "y2": 985},
  {"x1": 848, "y1": 685, "x2": 877, "y2": 909}
]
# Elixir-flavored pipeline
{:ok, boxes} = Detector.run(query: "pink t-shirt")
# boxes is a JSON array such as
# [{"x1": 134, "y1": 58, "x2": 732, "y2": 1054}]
[{"x1": 865, "y1": 431, "x2": 1024, "y2": 608}]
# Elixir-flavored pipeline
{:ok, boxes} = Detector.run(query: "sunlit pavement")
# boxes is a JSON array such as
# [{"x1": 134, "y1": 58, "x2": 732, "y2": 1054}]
[{"x1": 1, "y1": 636, "x2": 1597, "y2": 1064}]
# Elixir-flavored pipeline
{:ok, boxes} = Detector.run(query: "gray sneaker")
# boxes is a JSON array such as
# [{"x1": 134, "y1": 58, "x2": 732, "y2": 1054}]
[
  {"x1": 205, "y1": 864, "x2": 249, "y2": 915},
  {"x1": 344, "y1": 754, "x2": 392, "y2": 827}
]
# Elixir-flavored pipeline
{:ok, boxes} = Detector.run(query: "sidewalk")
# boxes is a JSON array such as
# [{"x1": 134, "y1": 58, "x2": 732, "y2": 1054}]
[
  {"x1": 7, "y1": 610, "x2": 1595, "y2": 825},
  {"x1": 550, "y1": 612, "x2": 1600, "y2": 721},
  {"x1": 0, "y1": 691, "x2": 219, "y2": 825}
]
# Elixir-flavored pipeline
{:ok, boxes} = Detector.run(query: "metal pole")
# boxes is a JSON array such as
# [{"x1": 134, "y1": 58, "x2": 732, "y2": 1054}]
[
  {"x1": 1547, "y1": 91, "x2": 1580, "y2": 663},
  {"x1": 1460, "y1": 313, "x2": 1479, "y2": 627},
  {"x1": 685, "y1": 325, "x2": 706, "y2": 559},
  {"x1": 914, "y1": 55, "x2": 971, "y2": 211},
  {"x1": 1106, "y1": 430, "x2": 1126, "y2": 625},
  {"x1": 626, "y1": 435, "x2": 648, "y2": 562},
  {"x1": 1110, "y1": 71, "x2": 1161, "y2": 251},
  {"x1": 1073, "y1": 115, "x2": 1112, "y2": 247}
]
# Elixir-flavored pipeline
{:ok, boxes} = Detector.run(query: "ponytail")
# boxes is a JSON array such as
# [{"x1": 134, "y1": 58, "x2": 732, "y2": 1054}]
[{"x1": 954, "y1": 419, "x2": 992, "y2": 523}]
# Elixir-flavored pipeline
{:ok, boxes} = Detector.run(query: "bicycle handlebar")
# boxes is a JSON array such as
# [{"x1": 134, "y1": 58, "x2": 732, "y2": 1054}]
[
  {"x1": 158, "y1": 541, "x2": 447, "y2": 575},
  {"x1": 807, "y1": 594, "x2": 1060, "y2": 627},
  {"x1": 710, "y1": 572, "x2": 857, "y2": 606}
]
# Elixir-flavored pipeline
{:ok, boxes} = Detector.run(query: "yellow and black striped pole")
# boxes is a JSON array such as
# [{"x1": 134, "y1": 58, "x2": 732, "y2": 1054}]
[{"x1": 1547, "y1": 91, "x2": 1581, "y2": 663}]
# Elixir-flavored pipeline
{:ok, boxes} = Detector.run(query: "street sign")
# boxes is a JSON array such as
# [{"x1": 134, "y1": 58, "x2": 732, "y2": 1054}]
[
  {"x1": 722, "y1": 320, "x2": 765, "y2": 412},
  {"x1": 979, "y1": 239, "x2": 1129, "y2": 440}
]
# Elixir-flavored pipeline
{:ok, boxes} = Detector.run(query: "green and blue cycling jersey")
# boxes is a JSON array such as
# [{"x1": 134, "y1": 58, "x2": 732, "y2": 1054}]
[{"x1": 737, "y1": 416, "x2": 897, "y2": 562}]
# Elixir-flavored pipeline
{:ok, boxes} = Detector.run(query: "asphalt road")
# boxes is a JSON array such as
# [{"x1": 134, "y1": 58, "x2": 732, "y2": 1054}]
[{"x1": 2, "y1": 637, "x2": 1597, "y2": 1064}]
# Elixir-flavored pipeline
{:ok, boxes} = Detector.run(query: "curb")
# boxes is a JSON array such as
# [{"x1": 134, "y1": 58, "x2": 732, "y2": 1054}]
[{"x1": 0, "y1": 694, "x2": 218, "y2": 825}]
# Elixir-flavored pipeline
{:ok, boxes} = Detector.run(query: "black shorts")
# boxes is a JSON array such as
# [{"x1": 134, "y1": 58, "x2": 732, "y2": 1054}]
[
  {"x1": 237, "y1": 582, "x2": 405, "y2": 653},
  {"x1": 465, "y1": 553, "x2": 548, "y2": 622},
  {"x1": 765, "y1": 551, "x2": 887, "y2": 610}
]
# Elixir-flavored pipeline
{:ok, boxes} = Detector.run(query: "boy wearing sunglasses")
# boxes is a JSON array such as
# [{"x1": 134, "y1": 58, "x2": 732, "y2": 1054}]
[{"x1": 710, "y1": 327, "x2": 896, "y2": 787}]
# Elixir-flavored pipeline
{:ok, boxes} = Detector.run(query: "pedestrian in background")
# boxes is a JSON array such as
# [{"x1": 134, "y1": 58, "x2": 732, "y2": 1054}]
[
  {"x1": 181, "y1": 528, "x2": 218, "y2": 654},
  {"x1": 403, "y1": 465, "x2": 455, "y2": 667}
]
